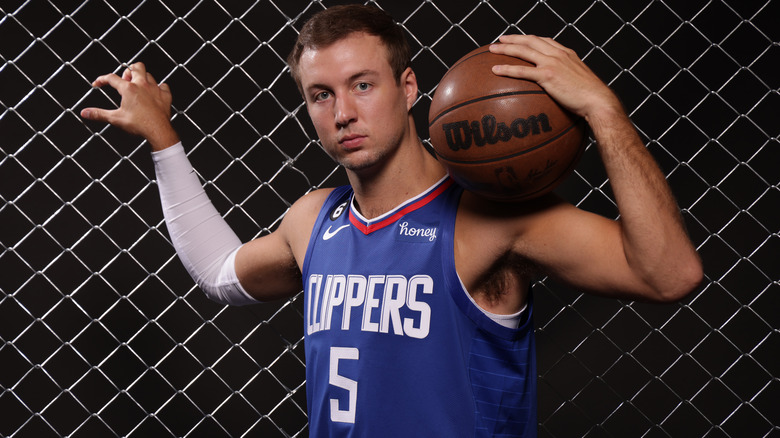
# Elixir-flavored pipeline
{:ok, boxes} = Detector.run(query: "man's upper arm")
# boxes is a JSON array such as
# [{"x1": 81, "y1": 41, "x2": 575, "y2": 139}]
[
  {"x1": 234, "y1": 189, "x2": 332, "y2": 301},
  {"x1": 517, "y1": 198, "x2": 661, "y2": 301}
]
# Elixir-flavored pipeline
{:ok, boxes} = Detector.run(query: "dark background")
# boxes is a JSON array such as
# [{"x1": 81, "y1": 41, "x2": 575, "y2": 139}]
[{"x1": 1, "y1": 0, "x2": 777, "y2": 436}]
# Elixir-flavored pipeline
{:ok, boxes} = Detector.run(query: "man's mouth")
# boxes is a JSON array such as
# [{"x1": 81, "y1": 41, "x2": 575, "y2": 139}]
[{"x1": 339, "y1": 134, "x2": 366, "y2": 148}]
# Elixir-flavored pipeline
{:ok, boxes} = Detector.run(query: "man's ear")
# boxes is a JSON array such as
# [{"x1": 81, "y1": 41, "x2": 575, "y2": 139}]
[{"x1": 402, "y1": 67, "x2": 418, "y2": 111}]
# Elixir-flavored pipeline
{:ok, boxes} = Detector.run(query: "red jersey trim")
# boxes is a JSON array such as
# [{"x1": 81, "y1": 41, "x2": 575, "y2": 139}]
[{"x1": 349, "y1": 178, "x2": 454, "y2": 235}]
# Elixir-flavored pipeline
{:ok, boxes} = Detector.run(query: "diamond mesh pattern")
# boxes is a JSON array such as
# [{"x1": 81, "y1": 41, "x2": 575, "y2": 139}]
[{"x1": 1, "y1": 0, "x2": 777, "y2": 437}]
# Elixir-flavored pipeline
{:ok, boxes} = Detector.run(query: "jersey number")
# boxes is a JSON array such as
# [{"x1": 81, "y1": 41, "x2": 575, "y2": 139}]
[{"x1": 329, "y1": 346, "x2": 359, "y2": 423}]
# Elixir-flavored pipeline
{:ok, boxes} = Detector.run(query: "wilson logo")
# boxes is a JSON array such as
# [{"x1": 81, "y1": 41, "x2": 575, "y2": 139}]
[{"x1": 441, "y1": 113, "x2": 553, "y2": 151}]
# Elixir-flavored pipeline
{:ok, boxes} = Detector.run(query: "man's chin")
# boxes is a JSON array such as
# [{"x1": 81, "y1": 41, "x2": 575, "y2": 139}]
[{"x1": 340, "y1": 154, "x2": 385, "y2": 174}]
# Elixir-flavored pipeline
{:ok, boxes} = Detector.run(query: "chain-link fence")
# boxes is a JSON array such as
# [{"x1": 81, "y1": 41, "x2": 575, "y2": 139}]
[{"x1": 1, "y1": 0, "x2": 777, "y2": 436}]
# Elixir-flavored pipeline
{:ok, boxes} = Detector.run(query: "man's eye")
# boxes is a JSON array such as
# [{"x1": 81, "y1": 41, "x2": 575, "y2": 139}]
[
  {"x1": 315, "y1": 91, "x2": 330, "y2": 101},
  {"x1": 356, "y1": 83, "x2": 371, "y2": 91}
]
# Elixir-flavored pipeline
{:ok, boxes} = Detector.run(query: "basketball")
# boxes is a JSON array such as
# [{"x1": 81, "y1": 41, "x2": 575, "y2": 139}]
[{"x1": 428, "y1": 45, "x2": 586, "y2": 202}]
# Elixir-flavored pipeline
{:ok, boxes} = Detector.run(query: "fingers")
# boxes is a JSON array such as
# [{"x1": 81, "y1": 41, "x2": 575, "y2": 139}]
[
  {"x1": 492, "y1": 35, "x2": 574, "y2": 63},
  {"x1": 489, "y1": 34, "x2": 582, "y2": 80},
  {"x1": 146, "y1": 72, "x2": 159, "y2": 87},
  {"x1": 498, "y1": 34, "x2": 568, "y2": 50},
  {"x1": 83, "y1": 62, "x2": 172, "y2": 130},
  {"x1": 536, "y1": 37, "x2": 571, "y2": 52},
  {"x1": 80, "y1": 107, "x2": 115, "y2": 123},
  {"x1": 489, "y1": 35, "x2": 616, "y2": 118},
  {"x1": 127, "y1": 63, "x2": 163, "y2": 91},
  {"x1": 119, "y1": 62, "x2": 154, "y2": 84},
  {"x1": 488, "y1": 38, "x2": 540, "y2": 80},
  {"x1": 491, "y1": 63, "x2": 542, "y2": 83},
  {"x1": 90, "y1": 63, "x2": 165, "y2": 92},
  {"x1": 91, "y1": 72, "x2": 125, "y2": 89},
  {"x1": 128, "y1": 62, "x2": 148, "y2": 81},
  {"x1": 124, "y1": 63, "x2": 162, "y2": 88}
]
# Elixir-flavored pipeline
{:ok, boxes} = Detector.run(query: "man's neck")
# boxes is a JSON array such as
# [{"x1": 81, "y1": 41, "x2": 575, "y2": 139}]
[{"x1": 348, "y1": 138, "x2": 447, "y2": 220}]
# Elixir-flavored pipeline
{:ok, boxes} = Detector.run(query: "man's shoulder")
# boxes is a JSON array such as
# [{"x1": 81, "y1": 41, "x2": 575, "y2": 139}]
[
  {"x1": 275, "y1": 188, "x2": 344, "y2": 267},
  {"x1": 287, "y1": 187, "x2": 340, "y2": 224},
  {"x1": 455, "y1": 190, "x2": 581, "y2": 253},
  {"x1": 456, "y1": 190, "x2": 568, "y2": 223}
]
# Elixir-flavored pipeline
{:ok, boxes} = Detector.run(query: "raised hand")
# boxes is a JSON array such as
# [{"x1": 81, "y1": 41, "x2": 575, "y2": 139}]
[
  {"x1": 489, "y1": 35, "x2": 622, "y2": 122},
  {"x1": 81, "y1": 62, "x2": 180, "y2": 151}
]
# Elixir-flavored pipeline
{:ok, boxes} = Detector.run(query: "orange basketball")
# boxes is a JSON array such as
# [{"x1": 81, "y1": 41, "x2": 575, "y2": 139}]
[{"x1": 428, "y1": 45, "x2": 586, "y2": 202}]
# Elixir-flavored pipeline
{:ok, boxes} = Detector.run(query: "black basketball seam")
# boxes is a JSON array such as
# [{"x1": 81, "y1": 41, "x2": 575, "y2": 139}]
[
  {"x1": 436, "y1": 48, "x2": 491, "y2": 86},
  {"x1": 440, "y1": 46, "x2": 521, "y2": 82},
  {"x1": 428, "y1": 90, "x2": 548, "y2": 127},
  {"x1": 448, "y1": 47, "x2": 491, "y2": 71},
  {"x1": 435, "y1": 119, "x2": 584, "y2": 165}
]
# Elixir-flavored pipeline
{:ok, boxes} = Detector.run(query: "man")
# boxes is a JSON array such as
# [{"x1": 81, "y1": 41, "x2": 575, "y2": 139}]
[{"x1": 81, "y1": 5, "x2": 702, "y2": 437}]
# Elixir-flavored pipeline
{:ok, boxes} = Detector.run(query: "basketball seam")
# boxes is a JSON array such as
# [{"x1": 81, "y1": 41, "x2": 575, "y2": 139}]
[
  {"x1": 447, "y1": 47, "x2": 490, "y2": 71},
  {"x1": 428, "y1": 90, "x2": 548, "y2": 127},
  {"x1": 437, "y1": 48, "x2": 490, "y2": 84},
  {"x1": 435, "y1": 119, "x2": 584, "y2": 165}
]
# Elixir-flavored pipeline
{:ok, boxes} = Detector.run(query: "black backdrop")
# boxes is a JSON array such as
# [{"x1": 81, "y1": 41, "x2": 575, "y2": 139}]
[{"x1": 1, "y1": 0, "x2": 778, "y2": 436}]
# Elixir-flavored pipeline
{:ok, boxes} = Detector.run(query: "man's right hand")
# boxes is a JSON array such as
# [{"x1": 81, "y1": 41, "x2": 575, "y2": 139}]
[{"x1": 81, "y1": 62, "x2": 180, "y2": 151}]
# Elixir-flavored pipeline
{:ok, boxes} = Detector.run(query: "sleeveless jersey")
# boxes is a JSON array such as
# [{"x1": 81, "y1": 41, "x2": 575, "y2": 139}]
[{"x1": 301, "y1": 177, "x2": 537, "y2": 437}]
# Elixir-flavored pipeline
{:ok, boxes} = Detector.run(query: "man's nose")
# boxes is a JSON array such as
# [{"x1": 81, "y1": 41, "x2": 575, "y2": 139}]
[{"x1": 334, "y1": 95, "x2": 357, "y2": 128}]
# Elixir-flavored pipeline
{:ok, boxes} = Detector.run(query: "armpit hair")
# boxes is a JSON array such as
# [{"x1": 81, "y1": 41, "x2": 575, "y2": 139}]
[{"x1": 473, "y1": 252, "x2": 540, "y2": 306}]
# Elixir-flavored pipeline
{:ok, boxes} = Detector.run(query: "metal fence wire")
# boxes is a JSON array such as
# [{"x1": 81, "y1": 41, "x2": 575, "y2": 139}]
[{"x1": 1, "y1": 0, "x2": 778, "y2": 436}]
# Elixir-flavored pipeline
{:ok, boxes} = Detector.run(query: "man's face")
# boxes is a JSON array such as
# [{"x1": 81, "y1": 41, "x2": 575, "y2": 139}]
[{"x1": 297, "y1": 32, "x2": 414, "y2": 173}]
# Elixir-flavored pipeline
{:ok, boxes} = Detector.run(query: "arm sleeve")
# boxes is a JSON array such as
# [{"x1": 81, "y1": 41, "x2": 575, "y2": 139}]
[{"x1": 152, "y1": 142, "x2": 259, "y2": 305}]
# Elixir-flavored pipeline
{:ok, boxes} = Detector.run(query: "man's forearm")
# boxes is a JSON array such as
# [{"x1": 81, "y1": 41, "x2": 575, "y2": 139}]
[
  {"x1": 147, "y1": 123, "x2": 181, "y2": 152},
  {"x1": 153, "y1": 142, "x2": 258, "y2": 305}
]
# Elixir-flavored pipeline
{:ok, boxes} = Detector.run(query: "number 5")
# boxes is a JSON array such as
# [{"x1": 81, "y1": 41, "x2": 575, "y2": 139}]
[{"x1": 329, "y1": 346, "x2": 359, "y2": 423}]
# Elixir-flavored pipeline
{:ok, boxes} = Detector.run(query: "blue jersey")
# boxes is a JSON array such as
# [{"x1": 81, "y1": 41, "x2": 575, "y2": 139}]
[{"x1": 302, "y1": 177, "x2": 537, "y2": 437}]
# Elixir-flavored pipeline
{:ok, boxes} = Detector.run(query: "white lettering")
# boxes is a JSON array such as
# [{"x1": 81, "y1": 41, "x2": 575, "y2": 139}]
[
  {"x1": 329, "y1": 347, "x2": 358, "y2": 423},
  {"x1": 398, "y1": 221, "x2": 437, "y2": 241},
  {"x1": 307, "y1": 275, "x2": 323, "y2": 335},
  {"x1": 405, "y1": 275, "x2": 433, "y2": 339},
  {"x1": 380, "y1": 275, "x2": 406, "y2": 335},
  {"x1": 342, "y1": 275, "x2": 367, "y2": 331},
  {"x1": 322, "y1": 275, "x2": 346, "y2": 331},
  {"x1": 306, "y1": 273, "x2": 433, "y2": 339},
  {"x1": 362, "y1": 275, "x2": 383, "y2": 332}
]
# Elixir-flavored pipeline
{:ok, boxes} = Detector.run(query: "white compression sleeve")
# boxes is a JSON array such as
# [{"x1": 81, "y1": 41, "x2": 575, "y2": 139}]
[{"x1": 152, "y1": 142, "x2": 259, "y2": 305}]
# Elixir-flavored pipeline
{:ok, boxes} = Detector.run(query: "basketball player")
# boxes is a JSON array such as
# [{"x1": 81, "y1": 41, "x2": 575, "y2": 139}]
[{"x1": 80, "y1": 5, "x2": 702, "y2": 437}]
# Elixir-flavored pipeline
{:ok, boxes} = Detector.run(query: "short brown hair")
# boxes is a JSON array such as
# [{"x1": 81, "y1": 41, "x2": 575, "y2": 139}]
[{"x1": 287, "y1": 5, "x2": 411, "y2": 93}]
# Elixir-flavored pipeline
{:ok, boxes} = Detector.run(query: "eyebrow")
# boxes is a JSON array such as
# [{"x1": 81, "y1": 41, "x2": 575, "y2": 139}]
[{"x1": 305, "y1": 69, "x2": 380, "y2": 94}]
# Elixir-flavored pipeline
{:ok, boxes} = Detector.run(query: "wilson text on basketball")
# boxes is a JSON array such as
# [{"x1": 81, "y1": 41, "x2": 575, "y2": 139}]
[{"x1": 441, "y1": 113, "x2": 553, "y2": 151}]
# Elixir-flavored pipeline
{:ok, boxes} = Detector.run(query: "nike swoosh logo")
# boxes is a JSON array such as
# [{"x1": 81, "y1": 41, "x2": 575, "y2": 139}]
[{"x1": 323, "y1": 225, "x2": 350, "y2": 241}]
